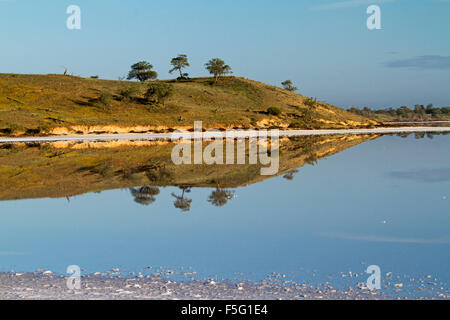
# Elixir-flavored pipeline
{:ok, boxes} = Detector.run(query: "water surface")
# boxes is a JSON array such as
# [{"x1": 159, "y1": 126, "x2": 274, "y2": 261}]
[{"x1": 0, "y1": 133, "x2": 448, "y2": 297}]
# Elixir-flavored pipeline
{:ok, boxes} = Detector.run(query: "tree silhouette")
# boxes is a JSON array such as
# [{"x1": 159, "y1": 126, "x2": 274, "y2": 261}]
[
  {"x1": 171, "y1": 186, "x2": 192, "y2": 212},
  {"x1": 208, "y1": 184, "x2": 234, "y2": 207},
  {"x1": 130, "y1": 186, "x2": 160, "y2": 206},
  {"x1": 281, "y1": 80, "x2": 298, "y2": 92},
  {"x1": 169, "y1": 54, "x2": 190, "y2": 79},
  {"x1": 205, "y1": 58, "x2": 232, "y2": 83},
  {"x1": 127, "y1": 61, "x2": 158, "y2": 82}
]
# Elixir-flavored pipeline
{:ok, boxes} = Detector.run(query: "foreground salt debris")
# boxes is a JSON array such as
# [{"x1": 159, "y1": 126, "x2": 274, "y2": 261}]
[
  {"x1": 0, "y1": 272, "x2": 382, "y2": 300},
  {"x1": 0, "y1": 272, "x2": 446, "y2": 300}
]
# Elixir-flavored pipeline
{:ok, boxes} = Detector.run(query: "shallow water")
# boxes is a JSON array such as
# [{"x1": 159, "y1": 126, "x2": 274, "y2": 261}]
[{"x1": 0, "y1": 133, "x2": 449, "y2": 297}]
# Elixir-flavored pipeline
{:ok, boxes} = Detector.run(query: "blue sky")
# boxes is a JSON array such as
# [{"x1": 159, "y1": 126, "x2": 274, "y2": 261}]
[{"x1": 0, "y1": 0, "x2": 449, "y2": 108}]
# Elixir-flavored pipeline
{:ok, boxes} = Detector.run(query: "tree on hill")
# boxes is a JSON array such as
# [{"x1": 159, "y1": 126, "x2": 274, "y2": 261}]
[
  {"x1": 397, "y1": 106, "x2": 412, "y2": 118},
  {"x1": 414, "y1": 104, "x2": 426, "y2": 117},
  {"x1": 281, "y1": 80, "x2": 298, "y2": 92},
  {"x1": 127, "y1": 61, "x2": 158, "y2": 82},
  {"x1": 205, "y1": 58, "x2": 232, "y2": 83},
  {"x1": 169, "y1": 54, "x2": 190, "y2": 79}
]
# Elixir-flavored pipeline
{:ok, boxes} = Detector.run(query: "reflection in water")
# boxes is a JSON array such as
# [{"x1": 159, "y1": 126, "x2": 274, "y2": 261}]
[
  {"x1": 208, "y1": 184, "x2": 234, "y2": 207},
  {"x1": 6, "y1": 132, "x2": 446, "y2": 203},
  {"x1": 394, "y1": 131, "x2": 450, "y2": 140},
  {"x1": 130, "y1": 184, "x2": 237, "y2": 210},
  {"x1": 130, "y1": 186, "x2": 161, "y2": 206},
  {"x1": 0, "y1": 134, "x2": 382, "y2": 201},
  {"x1": 283, "y1": 170, "x2": 299, "y2": 181},
  {"x1": 0, "y1": 133, "x2": 449, "y2": 297},
  {"x1": 171, "y1": 186, "x2": 193, "y2": 212}
]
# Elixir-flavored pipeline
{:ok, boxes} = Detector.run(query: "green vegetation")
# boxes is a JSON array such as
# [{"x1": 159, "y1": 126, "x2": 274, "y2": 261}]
[
  {"x1": 119, "y1": 86, "x2": 140, "y2": 102},
  {"x1": 267, "y1": 106, "x2": 282, "y2": 116},
  {"x1": 348, "y1": 104, "x2": 450, "y2": 122},
  {"x1": 169, "y1": 54, "x2": 190, "y2": 80},
  {"x1": 145, "y1": 82, "x2": 174, "y2": 106},
  {"x1": 127, "y1": 61, "x2": 158, "y2": 82},
  {"x1": 97, "y1": 92, "x2": 114, "y2": 110},
  {"x1": 281, "y1": 80, "x2": 298, "y2": 92},
  {"x1": 205, "y1": 58, "x2": 232, "y2": 83},
  {"x1": 303, "y1": 97, "x2": 317, "y2": 108}
]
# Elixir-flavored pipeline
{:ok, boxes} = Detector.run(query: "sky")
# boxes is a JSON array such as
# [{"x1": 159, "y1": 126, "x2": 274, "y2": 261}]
[{"x1": 0, "y1": 0, "x2": 449, "y2": 109}]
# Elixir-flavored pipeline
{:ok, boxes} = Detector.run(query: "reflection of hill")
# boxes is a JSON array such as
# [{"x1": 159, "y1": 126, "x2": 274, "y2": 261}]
[{"x1": 0, "y1": 135, "x2": 380, "y2": 201}]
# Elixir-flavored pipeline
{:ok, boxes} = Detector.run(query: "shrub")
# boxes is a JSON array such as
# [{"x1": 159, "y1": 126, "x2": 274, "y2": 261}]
[
  {"x1": 267, "y1": 106, "x2": 282, "y2": 116},
  {"x1": 38, "y1": 124, "x2": 51, "y2": 134},
  {"x1": 120, "y1": 86, "x2": 140, "y2": 102},
  {"x1": 97, "y1": 92, "x2": 113, "y2": 109},
  {"x1": 1, "y1": 123, "x2": 23, "y2": 135},
  {"x1": 145, "y1": 82, "x2": 173, "y2": 106},
  {"x1": 304, "y1": 97, "x2": 316, "y2": 108}
]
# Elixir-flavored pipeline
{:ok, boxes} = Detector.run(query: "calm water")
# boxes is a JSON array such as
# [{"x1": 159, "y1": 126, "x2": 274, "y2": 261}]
[{"x1": 0, "y1": 134, "x2": 449, "y2": 294}]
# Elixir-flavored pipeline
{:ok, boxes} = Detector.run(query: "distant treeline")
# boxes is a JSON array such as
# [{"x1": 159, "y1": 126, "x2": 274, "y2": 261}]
[{"x1": 348, "y1": 104, "x2": 450, "y2": 121}]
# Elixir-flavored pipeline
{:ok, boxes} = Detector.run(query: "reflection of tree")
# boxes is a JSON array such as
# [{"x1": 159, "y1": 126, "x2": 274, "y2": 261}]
[
  {"x1": 415, "y1": 132, "x2": 425, "y2": 139},
  {"x1": 283, "y1": 169, "x2": 299, "y2": 181},
  {"x1": 208, "y1": 184, "x2": 234, "y2": 207},
  {"x1": 171, "y1": 186, "x2": 192, "y2": 212},
  {"x1": 397, "y1": 132, "x2": 411, "y2": 139},
  {"x1": 130, "y1": 186, "x2": 160, "y2": 206},
  {"x1": 415, "y1": 132, "x2": 444, "y2": 140}
]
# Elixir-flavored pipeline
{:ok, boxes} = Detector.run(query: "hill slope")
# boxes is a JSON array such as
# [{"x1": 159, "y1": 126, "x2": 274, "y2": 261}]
[{"x1": 0, "y1": 74, "x2": 377, "y2": 136}]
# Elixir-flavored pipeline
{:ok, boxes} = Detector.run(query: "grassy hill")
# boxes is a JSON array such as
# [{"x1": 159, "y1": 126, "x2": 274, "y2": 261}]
[{"x1": 0, "y1": 74, "x2": 377, "y2": 136}]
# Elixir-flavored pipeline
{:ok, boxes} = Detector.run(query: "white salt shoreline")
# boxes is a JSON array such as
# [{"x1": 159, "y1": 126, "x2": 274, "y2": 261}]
[{"x1": 0, "y1": 126, "x2": 449, "y2": 143}]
